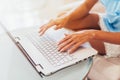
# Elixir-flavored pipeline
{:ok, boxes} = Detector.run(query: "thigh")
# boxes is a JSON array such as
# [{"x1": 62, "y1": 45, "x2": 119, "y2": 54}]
[
  {"x1": 65, "y1": 13, "x2": 100, "y2": 30},
  {"x1": 88, "y1": 56, "x2": 120, "y2": 80},
  {"x1": 89, "y1": 39, "x2": 106, "y2": 55}
]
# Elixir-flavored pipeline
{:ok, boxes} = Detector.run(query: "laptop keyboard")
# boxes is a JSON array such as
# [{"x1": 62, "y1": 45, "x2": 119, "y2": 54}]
[{"x1": 25, "y1": 32, "x2": 74, "y2": 66}]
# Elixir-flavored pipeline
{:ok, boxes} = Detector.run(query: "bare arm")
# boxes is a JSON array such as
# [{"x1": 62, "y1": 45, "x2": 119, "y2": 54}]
[
  {"x1": 39, "y1": 0, "x2": 98, "y2": 35},
  {"x1": 67, "y1": 0, "x2": 98, "y2": 21},
  {"x1": 94, "y1": 31, "x2": 120, "y2": 44},
  {"x1": 58, "y1": 30, "x2": 120, "y2": 53}
]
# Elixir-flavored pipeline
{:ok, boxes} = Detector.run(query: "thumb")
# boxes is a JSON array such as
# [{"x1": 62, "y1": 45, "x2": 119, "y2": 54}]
[
  {"x1": 54, "y1": 25, "x2": 62, "y2": 30},
  {"x1": 64, "y1": 34, "x2": 69, "y2": 36}
]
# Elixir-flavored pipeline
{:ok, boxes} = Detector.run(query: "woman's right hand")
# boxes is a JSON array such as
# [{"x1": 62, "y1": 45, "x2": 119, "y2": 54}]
[{"x1": 39, "y1": 12, "x2": 70, "y2": 36}]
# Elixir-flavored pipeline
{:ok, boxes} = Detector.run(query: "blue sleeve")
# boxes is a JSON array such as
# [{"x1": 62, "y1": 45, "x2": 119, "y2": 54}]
[
  {"x1": 100, "y1": 0, "x2": 109, "y2": 6},
  {"x1": 103, "y1": 12, "x2": 120, "y2": 32}
]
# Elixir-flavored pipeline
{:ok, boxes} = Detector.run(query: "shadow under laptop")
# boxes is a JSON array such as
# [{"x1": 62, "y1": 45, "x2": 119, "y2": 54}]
[{"x1": 8, "y1": 52, "x2": 92, "y2": 80}]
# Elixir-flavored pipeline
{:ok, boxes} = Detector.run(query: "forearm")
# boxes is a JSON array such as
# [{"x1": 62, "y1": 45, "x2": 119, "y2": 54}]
[
  {"x1": 67, "y1": 0, "x2": 98, "y2": 21},
  {"x1": 94, "y1": 30, "x2": 120, "y2": 44}
]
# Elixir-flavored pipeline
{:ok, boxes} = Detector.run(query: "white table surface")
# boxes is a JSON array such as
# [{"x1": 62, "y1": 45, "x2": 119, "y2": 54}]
[{"x1": 0, "y1": 23, "x2": 93, "y2": 80}]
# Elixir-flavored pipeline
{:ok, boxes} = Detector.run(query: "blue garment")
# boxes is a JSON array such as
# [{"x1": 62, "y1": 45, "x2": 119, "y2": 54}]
[{"x1": 100, "y1": 0, "x2": 120, "y2": 32}]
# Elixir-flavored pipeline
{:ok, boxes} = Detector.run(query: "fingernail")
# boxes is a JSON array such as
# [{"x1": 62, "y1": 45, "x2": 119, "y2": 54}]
[
  {"x1": 39, "y1": 33, "x2": 42, "y2": 36},
  {"x1": 59, "y1": 49, "x2": 62, "y2": 52},
  {"x1": 67, "y1": 50, "x2": 70, "y2": 54},
  {"x1": 39, "y1": 32, "x2": 43, "y2": 36},
  {"x1": 39, "y1": 34, "x2": 42, "y2": 36},
  {"x1": 64, "y1": 34, "x2": 67, "y2": 36},
  {"x1": 57, "y1": 47, "x2": 60, "y2": 51},
  {"x1": 68, "y1": 50, "x2": 72, "y2": 54},
  {"x1": 57, "y1": 42, "x2": 59, "y2": 45},
  {"x1": 54, "y1": 27, "x2": 58, "y2": 30}
]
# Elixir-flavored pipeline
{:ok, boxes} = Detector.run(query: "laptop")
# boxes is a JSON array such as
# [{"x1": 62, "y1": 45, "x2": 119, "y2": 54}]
[{"x1": 1, "y1": 22, "x2": 97, "y2": 77}]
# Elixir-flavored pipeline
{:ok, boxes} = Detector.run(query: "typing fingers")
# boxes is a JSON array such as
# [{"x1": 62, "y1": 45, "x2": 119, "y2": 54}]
[
  {"x1": 58, "y1": 34, "x2": 71, "y2": 45},
  {"x1": 68, "y1": 41, "x2": 84, "y2": 54},
  {"x1": 39, "y1": 20, "x2": 55, "y2": 35},
  {"x1": 58, "y1": 40, "x2": 75, "y2": 52},
  {"x1": 58, "y1": 38, "x2": 74, "y2": 51},
  {"x1": 58, "y1": 32, "x2": 90, "y2": 54}
]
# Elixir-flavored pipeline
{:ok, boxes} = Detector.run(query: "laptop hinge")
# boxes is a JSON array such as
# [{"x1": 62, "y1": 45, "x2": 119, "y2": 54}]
[
  {"x1": 35, "y1": 64, "x2": 44, "y2": 71},
  {"x1": 16, "y1": 41, "x2": 45, "y2": 78},
  {"x1": 16, "y1": 42, "x2": 36, "y2": 66},
  {"x1": 15, "y1": 37, "x2": 21, "y2": 42},
  {"x1": 36, "y1": 64, "x2": 45, "y2": 78}
]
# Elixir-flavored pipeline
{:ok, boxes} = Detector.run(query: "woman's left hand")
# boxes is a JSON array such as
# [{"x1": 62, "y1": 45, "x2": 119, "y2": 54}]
[{"x1": 58, "y1": 30, "x2": 96, "y2": 54}]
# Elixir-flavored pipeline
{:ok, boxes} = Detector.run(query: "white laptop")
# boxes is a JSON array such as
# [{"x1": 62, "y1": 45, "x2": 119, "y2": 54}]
[{"x1": 2, "y1": 23, "x2": 97, "y2": 77}]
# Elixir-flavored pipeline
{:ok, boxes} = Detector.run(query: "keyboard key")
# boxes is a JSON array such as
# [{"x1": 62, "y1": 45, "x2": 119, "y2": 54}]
[{"x1": 25, "y1": 31, "x2": 74, "y2": 66}]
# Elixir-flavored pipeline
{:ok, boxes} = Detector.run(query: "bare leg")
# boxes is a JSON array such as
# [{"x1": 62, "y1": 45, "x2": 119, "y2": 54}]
[
  {"x1": 89, "y1": 40, "x2": 106, "y2": 55},
  {"x1": 65, "y1": 13, "x2": 100, "y2": 30},
  {"x1": 65, "y1": 13, "x2": 106, "y2": 54}
]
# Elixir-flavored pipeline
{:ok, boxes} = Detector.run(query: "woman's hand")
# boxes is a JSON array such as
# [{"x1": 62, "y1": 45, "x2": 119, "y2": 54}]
[
  {"x1": 58, "y1": 30, "x2": 96, "y2": 54},
  {"x1": 39, "y1": 12, "x2": 70, "y2": 36}
]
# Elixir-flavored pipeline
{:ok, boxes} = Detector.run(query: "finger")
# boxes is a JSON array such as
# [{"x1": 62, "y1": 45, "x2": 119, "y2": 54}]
[
  {"x1": 39, "y1": 21, "x2": 51, "y2": 30},
  {"x1": 64, "y1": 34, "x2": 69, "y2": 36},
  {"x1": 39, "y1": 20, "x2": 55, "y2": 35},
  {"x1": 39, "y1": 24, "x2": 49, "y2": 35},
  {"x1": 59, "y1": 40, "x2": 75, "y2": 52},
  {"x1": 39, "y1": 24, "x2": 46, "y2": 33},
  {"x1": 68, "y1": 36, "x2": 89, "y2": 54},
  {"x1": 39, "y1": 27, "x2": 48, "y2": 36},
  {"x1": 54, "y1": 24, "x2": 62, "y2": 30},
  {"x1": 68, "y1": 41, "x2": 84, "y2": 54},
  {"x1": 58, "y1": 38, "x2": 73, "y2": 51},
  {"x1": 39, "y1": 26, "x2": 48, "y2": 36},
  {"x1": 58, "y1": 35, "x2": 71, "y2": 45},
  {"x1": 39, "y1": 23, "x2": 46, "y2": 29}
]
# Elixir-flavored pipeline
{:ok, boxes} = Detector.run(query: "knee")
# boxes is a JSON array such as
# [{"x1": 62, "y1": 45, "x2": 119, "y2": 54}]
[
  {"x1": 89, "y1": 39, "x2": 106, "y2": 55},
  {"x1": 66, "y1": 13, "x2": 100, "y2": 30},
  {"x1": 65, "y1": 19, "x2": 87, "y2": 30}
]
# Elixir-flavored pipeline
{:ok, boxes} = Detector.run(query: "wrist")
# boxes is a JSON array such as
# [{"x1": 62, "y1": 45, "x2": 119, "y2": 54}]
[
  {"x1": 64, "y1": 10, "x2": 74, "y2": 22},
  {"x1": 77, "y1": 30, "x2": 99, "y2": 40},
  {"x1": 91, "y1": 30, "x2": 101, "y2": 40}
]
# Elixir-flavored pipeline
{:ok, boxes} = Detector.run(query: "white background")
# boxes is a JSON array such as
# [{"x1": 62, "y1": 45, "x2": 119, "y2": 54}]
[{"x1": 0, "y1": 0, "x2": 78, "y2": 31}]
